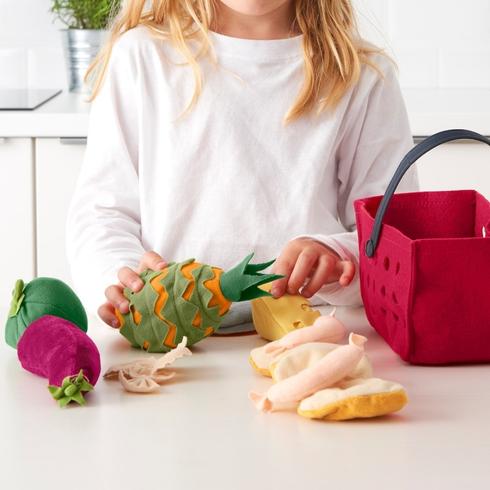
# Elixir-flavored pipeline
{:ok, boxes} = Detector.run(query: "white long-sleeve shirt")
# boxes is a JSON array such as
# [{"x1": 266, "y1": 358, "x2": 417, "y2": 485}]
[{"x1": 66, "y1": 24, "x2": 418, "y2": 320}]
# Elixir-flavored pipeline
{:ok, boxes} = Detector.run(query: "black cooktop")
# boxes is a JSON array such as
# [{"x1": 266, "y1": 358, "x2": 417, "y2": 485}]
[{"x1": 0, "y1": 88, "x2": 62, "y2": 110}]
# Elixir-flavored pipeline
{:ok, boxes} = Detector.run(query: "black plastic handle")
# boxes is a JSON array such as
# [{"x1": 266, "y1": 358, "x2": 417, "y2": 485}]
[{"x1": 365, "y1": 129, "x2": 490, "y2": 258}]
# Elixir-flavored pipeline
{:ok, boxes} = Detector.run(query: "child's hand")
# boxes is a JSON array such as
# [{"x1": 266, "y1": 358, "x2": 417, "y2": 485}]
[
  {"x1": 98, "y1": 251, "x2": 167, "y2": 328},
  {"x1": 271, "y1": 238, "x2": 355, "y2": 299}
]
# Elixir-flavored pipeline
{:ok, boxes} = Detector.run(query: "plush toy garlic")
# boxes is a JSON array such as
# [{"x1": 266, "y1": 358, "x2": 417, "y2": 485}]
[{"x1": 104, "y1": 336, "x2": 192, "y2": 393}]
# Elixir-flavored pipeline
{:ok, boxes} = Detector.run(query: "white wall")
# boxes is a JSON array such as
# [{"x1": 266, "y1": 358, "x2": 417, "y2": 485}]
[
  {"x1": 353, "y1": 0, "x2": 490, "y2": 88},
  {"x1": 0, "y1": 0, "x2": 67, "y2": 89},
  {"x1": 0, "y1": 0, "x2": 489, "y2": 90}
]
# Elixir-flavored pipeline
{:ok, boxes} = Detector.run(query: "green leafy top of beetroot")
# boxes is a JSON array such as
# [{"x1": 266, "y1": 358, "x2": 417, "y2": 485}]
[{"x1": 48, "y1": 369, "x2": 94, "y2": 408}]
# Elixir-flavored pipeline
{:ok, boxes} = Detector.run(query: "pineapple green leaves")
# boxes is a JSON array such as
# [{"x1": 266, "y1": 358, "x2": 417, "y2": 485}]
[{"x1": 220, "y1": 253, "x2": 284, "y2": 302}]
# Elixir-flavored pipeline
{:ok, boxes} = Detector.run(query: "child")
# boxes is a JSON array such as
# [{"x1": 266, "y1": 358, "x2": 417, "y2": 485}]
[{"x1": 66, "y1": 0, "x2": 418, "y2": 329}]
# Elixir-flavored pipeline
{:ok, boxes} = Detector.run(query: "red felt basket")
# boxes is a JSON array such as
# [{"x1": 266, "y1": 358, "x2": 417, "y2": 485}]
[{"x1": 354, "y1": 129, "x2": 490, "y2": 364}]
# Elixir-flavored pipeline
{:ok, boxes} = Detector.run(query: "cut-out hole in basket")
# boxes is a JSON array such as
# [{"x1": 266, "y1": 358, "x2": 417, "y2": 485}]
[
  {"x1": 383, "y1": 256, "x2": 390, "y2": 271},
  {"x1": 395, "y1": 262, "x2": 400, "y2": 275},
  {"x1": 392, "y1": 292, "x2": 398, "y2": 304},
  {"x1": 393, "y1": 312, "x2": 399, "y2": 322},
  {"x1": 380, "y1": 285, "x2": 386, "y2": 297},
  {"x1": 380, "y1": 307, "x2": 387, "y2": 316}
]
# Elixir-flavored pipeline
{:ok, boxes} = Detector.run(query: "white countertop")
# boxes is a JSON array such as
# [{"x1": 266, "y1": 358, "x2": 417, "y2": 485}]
[
  {"x1": 1, "y1": 304, "x2": 489, "y2": 490},
  {"x1": 0, "y1": 88, "x2": 489, "y2": 138},
  {"x1": 0, "y1": 91, "x2": 90, "y2": 138}
]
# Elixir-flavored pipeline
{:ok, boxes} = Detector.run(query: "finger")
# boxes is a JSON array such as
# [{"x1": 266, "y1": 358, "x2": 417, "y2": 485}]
[
  {"x1": 287, "y1": 249, "x2": 319, "y2": 295},
  {"x1": 98, "y1": 302, "x2": 120, "y2": 328},
  {"x1": 137, "y1": 250, "x2": 167, "y2": 273},
  {"x1": 105, "y1": 284, "x2": 129, "y2": 313},
  {"x1": 118, "y1": 266, "x2": 144, "y2": 292},
  {"x1": 271, "y1": 249, "x2": 301, "y2": 298},
  {"x1": 337, "y1": 260, "x2": 356, "y2": 286},
  {"x1": 301, "y1": 255, "x2": 333, "y2": 298}
]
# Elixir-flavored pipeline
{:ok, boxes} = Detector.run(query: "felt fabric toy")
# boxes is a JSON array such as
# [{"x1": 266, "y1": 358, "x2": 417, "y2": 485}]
[
  {"x1": 249, "y1": 332, "x2": 408, "y2": 420},
  {"x1": 269, "y1": 342, "x2": 373, "y2": 382},
  {"x1": 251, "y1": 282, "x2": 321, "y2": 341},
  {"x1": 5, "y1": 277, "x2": 88, "y2": 349},
  {"x1": 104, "y1": 336, "x2": 192, "y2": 393},
  {"x1": 297, "y1": 377, "x2": 408, "y2": 421},
  {"x1": 249, "y1": 311, "x2": 349, "y2": 376},
  {"x1": 249, "y1": 333, "x2": 367, "y2": 412},
  {"x1": 264, "y1": 309, "x2": 346, "y2": 356},
  {"x1": 17, "y1": 315, "x2": 101, "y2": 407},
  {"x1": 115, "y1": 253, "x2": 281, "y2": 353}
]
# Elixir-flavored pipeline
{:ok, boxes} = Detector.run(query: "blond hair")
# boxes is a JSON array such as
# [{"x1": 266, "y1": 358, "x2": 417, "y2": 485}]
[{"x1": 84, "y1": 0, "x2": 386, "y2": 123}]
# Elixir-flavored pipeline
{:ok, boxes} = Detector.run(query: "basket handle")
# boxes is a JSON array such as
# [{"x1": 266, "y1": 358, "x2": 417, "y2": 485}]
[{"x1": 365, "y1": 129, "x2": 490, "y2": 258}]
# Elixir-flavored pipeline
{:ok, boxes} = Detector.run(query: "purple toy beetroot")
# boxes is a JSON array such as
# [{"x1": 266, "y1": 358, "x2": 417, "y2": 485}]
[{"x1": 17, "y1": 315, "x2": 101, "y2": 407}]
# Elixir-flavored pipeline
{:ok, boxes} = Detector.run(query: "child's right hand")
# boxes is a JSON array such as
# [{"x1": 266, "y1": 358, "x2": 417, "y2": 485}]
[{"x1": 98, "y1": 251, "x2": 167, "y2": 328}]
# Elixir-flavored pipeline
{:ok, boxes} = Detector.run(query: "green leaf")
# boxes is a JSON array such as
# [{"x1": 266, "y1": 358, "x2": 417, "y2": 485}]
[
  {"x1": 74, "y1": 369, "x2": 85, "y2": 384},
  {"x1": 48, "y1": 370, "x2": 94, "y2": 407},
  {"x1": 58, "y1": 397, "x2": 71, "y2": 408},
  {"x1": 220, "y1": 253, "x2": 284, "y2": 302},
  {"x1": 48, "y1": 386, "x2": 63, "y2": 398},
  {"x1": 244, "y1": 258, "x2": 276, "y2": 273},
  {"x1": 61, "y1": 378, "x2": 72, "y2": 390},
  {"x1": 70, "y1": 392, "x2": 86, "y2": 406},
  {"x1": 49, "y1": 0, "x2": 122, "y2": 30},
  {"x1": 80, "y1": 380, "x2": 94, "y2": 392},
  {"x1": 8, "y1": 279, "x2": 25, "y2": 318},
  {"x1": 64, "y1": 384, "x2": 77, "y2": 397}
]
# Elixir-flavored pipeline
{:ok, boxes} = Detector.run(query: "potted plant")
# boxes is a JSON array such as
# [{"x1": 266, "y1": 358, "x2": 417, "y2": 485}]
[{"x1": 50, "y1": 0, "x2": 121, "y2": 93}]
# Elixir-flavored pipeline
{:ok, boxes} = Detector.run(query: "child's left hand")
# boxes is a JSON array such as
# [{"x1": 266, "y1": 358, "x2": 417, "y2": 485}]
[{"x1": 271, "y1": 238, "x2": 355, "y2": 299}]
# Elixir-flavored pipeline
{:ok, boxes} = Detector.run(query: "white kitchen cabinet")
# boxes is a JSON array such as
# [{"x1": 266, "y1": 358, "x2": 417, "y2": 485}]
[
  {"x1": 35, "y1": 137, "x2": 86, "y2": 286},
  {"x1": 414, "y1": 141, "x2": 490, "y2": 197},
  {"x1": 0, "y1": 137, "x2": 35, "y2": 306}
]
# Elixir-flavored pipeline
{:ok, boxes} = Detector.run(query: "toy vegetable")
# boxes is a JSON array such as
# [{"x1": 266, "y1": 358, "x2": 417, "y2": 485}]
[
  {"x1": 17, "y1": 315, "x2": 101, "y2": 407},
  {"x1": 116, "y1": 253, "x2": 282, "y2": 353},
  {"x1": 5, "y1": 277, "x2": 88, "y2": 348},
  {"x1": 249, "y1": 333, "x2": 367, "y2": 412},
  {"x1": 104, "y1": 336, "x2": 192, "y2": 393}
]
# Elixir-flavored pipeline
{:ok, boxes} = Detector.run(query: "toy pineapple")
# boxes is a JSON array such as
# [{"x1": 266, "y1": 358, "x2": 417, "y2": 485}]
[{"x1": 115, "y1": 253, "x2": 282, "y2": 353}]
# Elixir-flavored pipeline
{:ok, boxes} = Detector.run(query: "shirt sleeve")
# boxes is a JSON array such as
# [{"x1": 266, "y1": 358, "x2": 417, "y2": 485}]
[
  {"x1": 65, "y1": 36, "x2": 146, "y2": 318},
  {"x1": 293, "y1": 54, "x2": 419, "y2": 306}
]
